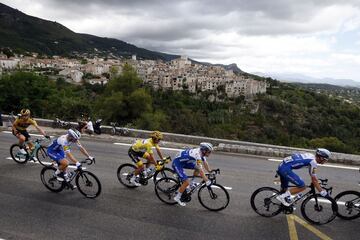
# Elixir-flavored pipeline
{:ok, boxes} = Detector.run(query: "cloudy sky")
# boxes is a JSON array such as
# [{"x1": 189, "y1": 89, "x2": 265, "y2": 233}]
[{"x1": 2, "y1": 0, "x2": 360, "y2": 81}]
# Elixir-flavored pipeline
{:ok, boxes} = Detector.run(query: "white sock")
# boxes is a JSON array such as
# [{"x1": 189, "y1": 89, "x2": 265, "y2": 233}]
[{"x1": 55, "y1": 169, "x2": 61, "y2": 175}]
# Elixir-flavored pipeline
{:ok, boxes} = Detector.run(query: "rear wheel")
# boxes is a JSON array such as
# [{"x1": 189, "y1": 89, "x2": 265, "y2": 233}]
[
  {"x1": 154, "y1": 177, "x2": 179, "y2": 205},
  {"x1": 10, "y1": 144, "x2": 28, "y2": 164},
  {"x1": 301, "y1": 194, "x2": 338, "y2": 225},
  {"x1": 36, "y1": 146, "x2": 52, "y2": 166},
  {"x1": 250, "y1": 187, "x2": 282, "y2": 217},
  {"x1": 117, "y1": 163, "x2": 138, "y2": 188},
  {"x1": 76, "y1": 170, "x2": 102, "y2": 199},
  {"x1": 335, "y1": 190, "x2": 360, "y2": 220},
  {"x1": 198, "y1": 183, "x2": 230, "y2": 211},
  {"x1": 40, "y1": 166, "x2": 64, "y2": 192}
]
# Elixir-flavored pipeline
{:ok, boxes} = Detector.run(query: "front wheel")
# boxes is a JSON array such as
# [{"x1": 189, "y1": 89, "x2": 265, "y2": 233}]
[
  {"x1": 40, "y1": 166, "x2": 64, "y2": 192},
  {"x1": 75, "y1": 170, "x2": 102, "y2": 199},
  {"x1": 301, "y1": 194, "x2": 338, "y2": 225},
  {"x1": 335, "y1": 190, "x2": 360, "y2": 220},
  {"x1": 117, "y1": 163, "x2": 138, "y2": 188},
  {"x1": 198, "y1": 183, "x2": 230, "y2": 211},
  {"x1": 10, "y1": 144, "x2": 28, "y2": 164},
  {"x1": 153, "y1": 167, "x2": 176, "y2": 184},
  {"x1": 154, "y1": 177, "x2": 180, "y2": 205},
  {"x1": 36, "y1": 146, "x2": 52, "y2": 166},
  {"x1": 250, "y1": 187, "x2": 282, "y2": 217}
]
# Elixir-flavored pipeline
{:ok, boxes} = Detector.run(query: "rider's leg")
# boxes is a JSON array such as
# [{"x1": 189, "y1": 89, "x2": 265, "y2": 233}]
[
  {"x1": 55, "y1": 159, "x2": 69, "y2": 181},
  {"x1": 287, "y1": 173, "x2": 306, "y2": 195},
  {"x1": 17, "y1": 134, "x2": 28, "y2": 154}
]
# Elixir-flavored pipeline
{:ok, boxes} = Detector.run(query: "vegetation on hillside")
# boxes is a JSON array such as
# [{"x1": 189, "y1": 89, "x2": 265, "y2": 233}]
[{"x1": 1, "y1": 67, "x2": 360, "y2": 154}]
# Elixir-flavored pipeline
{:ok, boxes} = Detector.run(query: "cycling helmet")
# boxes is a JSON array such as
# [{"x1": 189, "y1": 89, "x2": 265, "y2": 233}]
[
  {"x1": 20, "y1": 109, "x2": 30, "y2": 116},
  {"x1": 150, "y1": 131, "x2": 163, "y2": 140},
  {"x1": 315, "y1": 148, "x2": 331, "y2": 161},
  {"x1": 68, "y1": 129, "x2": 81, "y2": 140},
  {"x1": 200, "y1": 142, "x2": 214, "y2": 152}
]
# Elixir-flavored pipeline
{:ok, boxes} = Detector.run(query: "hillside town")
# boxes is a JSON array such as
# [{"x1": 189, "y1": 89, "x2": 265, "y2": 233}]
[{"x1": 0, "y1": 52, "x2": 266, "y2": 98}]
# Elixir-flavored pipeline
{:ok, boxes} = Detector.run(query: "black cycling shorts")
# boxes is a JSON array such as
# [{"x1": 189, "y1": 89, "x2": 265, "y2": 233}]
[{"x1": 12, "y1": 129, "x2": 31, "y2": 142}]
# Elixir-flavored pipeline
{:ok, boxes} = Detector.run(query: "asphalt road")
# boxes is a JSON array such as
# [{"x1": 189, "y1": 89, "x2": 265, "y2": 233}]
[{"x1": 0, "y1": 131, "x2": 359, "y2": 240}]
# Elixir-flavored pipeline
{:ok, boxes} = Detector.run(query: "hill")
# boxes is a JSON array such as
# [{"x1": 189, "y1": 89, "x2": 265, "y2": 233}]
[{"x1": 0, "y1": 3, "x2": 178, "y2": 60}]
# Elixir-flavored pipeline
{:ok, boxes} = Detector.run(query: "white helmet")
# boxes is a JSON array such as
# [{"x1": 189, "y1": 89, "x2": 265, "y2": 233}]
[
  {"x1": 68, "y1": 129, "x2": 81, "y2": 140},
  {"x1": 315, "y1": 148, "x2": 331, "y2": 160},
  {"x1": 200, "y1": 142, "x2": 214, "y2": 152}
]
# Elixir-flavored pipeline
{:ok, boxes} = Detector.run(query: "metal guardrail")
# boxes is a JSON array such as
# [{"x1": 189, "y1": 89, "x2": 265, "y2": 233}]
[{"x1": 1, "y1": 114, "x2": 360, "y2": 165}]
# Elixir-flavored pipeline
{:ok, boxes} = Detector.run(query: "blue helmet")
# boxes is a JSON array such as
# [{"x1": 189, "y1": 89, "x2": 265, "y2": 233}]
[{"x1": 315, "y1": 148, "x2": 331, "y2": 160}]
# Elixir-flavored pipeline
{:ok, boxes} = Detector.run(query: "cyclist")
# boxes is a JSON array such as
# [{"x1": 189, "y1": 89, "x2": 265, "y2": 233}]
[
  {"x1": 276, "y1": 148, "x2": 331, "y2": 206},
  {"x1": 128, "y1": 131, "x2": 165, "y2": 186},
  {"x1": 172, "y1": 142, "x2": 213, "y2": 206},
  {"x1": 47, "y1": 129, "x2": 94, "y2": 184},
  {"x1": 12, "y1": 109, "x2": 49, "y2": 154}
]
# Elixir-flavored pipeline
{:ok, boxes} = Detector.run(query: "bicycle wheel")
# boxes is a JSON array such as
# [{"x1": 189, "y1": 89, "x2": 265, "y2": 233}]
[
  {"x1": 40, "y1": 166, "x2": 64, "y2": 192},
  {"x1": 335, "y1": 190, "x2": 360, "y2": 220},
  {"x1": 153, "y1": 167, "x2": 176, "y2": 183},
  {"x1": 75, "y1": 170, "x2": 102, "y2": 199},
  {"x1": 250, "y1": 187, "x2": 282, "y2": 217},
  {"x1": 198, "y1": 183, "x2": 230, "y2": 211},
  {"x1": 154, "y1": 177, "x2": 179, "y2": 205},
  {"x1": 36, "y1": 146, "x2": 52, "y2": 166},
  {"x1": 301, "y1": 194, "x2": 338, "y2": 225},
  {"x1": 117, "y1": 163, "x2": 139, "y2": 188},
  {"x1": 10, "y1": 144, "x2": 28, "y2": 164}
]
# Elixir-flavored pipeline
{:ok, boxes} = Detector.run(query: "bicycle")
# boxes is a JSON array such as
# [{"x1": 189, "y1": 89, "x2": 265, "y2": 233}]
[
  {"x1": 110, "y1": 122, "x2": 129, "y2": 136},
  {"x1": 154, "y1": 169, "x2": 230, "y2": 211},
  {"x1": 52, "y1": 117, "x2": 72, "y2": 129},
  {"x1": 40, "y1": 158, "x2": 101, "y2": 199},
  {"x1": 334, "y1": 169, "x2": 360, "y2": 220},
  {"x1": 117, "y1": 156, "x2": 176, "y2": 188},
  {"x1": 250, "y1": 175, "x2": 338, "y2": 225},
  {"x1": 10, "y1": 137, "x2": 51, "y2": 166}
]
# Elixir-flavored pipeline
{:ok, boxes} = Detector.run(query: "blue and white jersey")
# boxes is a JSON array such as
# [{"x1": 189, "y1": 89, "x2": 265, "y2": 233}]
[
  {"x1": 175, "y1": 148, "x2": 206, "y2": 165},
  {"x1": 279, "y1": 153, "x2": 317, "y2": 175},
  {"x1": 47, "y1": 134, "x2": 81, "y2": 153}
]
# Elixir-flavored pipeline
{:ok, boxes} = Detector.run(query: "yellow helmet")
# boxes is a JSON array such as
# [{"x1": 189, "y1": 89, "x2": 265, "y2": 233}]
[
  {"x1": 20, "y1": 108, "x2": 31, "y2": 116},
  {"x1": 150, "y1": 131, "x2": 163, "y2": 140}
]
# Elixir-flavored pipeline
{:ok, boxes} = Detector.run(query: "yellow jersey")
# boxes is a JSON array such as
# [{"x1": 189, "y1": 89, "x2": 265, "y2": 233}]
[
  {"x1": 131, "y1": 138, "x2": 159, "y2": 154},
  {"x1": 13, "y1": 117, "x2": 38, "y2": 131}
]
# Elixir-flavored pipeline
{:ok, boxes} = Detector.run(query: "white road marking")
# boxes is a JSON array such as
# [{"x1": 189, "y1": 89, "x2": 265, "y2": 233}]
[
  {"x1": 268, "y1": 158, "x2": 360, "y2": 170},
  {"x1": 2, "y1": 131, "x2": 53, "y2": 138}
]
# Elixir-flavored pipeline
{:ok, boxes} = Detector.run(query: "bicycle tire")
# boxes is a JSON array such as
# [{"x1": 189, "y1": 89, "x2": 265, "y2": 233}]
[
  {"x1": 117, "y1": 163, "x2": 139, "y2": 188},
  {"x1": 301, "y1": 194, "x2": 338, "y2": 225},
  {"x1": 154, "y1": 177, "x2": 179, "y2": 205},
  {"x1": 40, "y1": 166, "x2": 64, "y2": 192},
  {"x1": 250, "y1": 187, "x2": 282, "y2": 217},
  {"x1": 75, "y1": 170, "x2": 102, "y2": 199},
  {"x1": 334, "y1": 190, "x2": 360, "y2": 220},
  {"x1": 10, "y1": 144, "x2": 28, "y2": 164},
  {"x1": 198, "y1": 183, "x2": 230, "y2": 211},
  {"x1": 36, "y1": 146, "x2": 52, "y2": 166},
  {"x1": 153, "y1": 167, "x2": 176, "y2": 184}
]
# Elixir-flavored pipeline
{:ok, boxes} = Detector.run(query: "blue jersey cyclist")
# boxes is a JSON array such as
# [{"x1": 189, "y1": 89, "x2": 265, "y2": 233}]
[
  {"x1": 276, "y1": 148, "x2": 331, "y2": 206},
  {"x1": 47, "y1": 129, "x2": 94, "y2": 183},
  {"x1": 172, "y1": 142, "x2": 214, "y2": 206}
]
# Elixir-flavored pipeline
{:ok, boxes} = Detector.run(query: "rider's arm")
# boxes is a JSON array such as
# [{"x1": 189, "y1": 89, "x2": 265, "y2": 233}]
[
  {"x1": 34, "y1": 125, "x2": 47, "y2": 136},
  {"x1": 203, "y1": 160, "x2": 211, "y2": 173},
  {"x1": 310, "y1": 167, "x2": 323, "y2": 192},
  {"x1": 77, "y1": 141, "x2": 92, "y2": 159},
  {"x1": 196, "y1": 161, "x2": 209, "y2": 182},
  {"x1": 155, "y1": 146, "x2": 164, "y2": 161}
]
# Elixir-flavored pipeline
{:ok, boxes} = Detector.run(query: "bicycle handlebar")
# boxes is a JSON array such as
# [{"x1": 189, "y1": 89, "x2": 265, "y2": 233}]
[{"x1": 81, "y1": 158, "x2": 96, "y2": 165}]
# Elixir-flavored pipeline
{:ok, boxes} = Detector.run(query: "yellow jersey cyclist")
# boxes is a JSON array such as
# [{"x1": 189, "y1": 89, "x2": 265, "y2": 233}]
[
  {"x1": 128, "y1": 130, "x2": 165, "y2": 186},
  {"x1": 172, "y1": 142, "x2": 213, "y2": 206},
  {"x1": 12, "y1": 109, "x2": 50, "y2": 155}
]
